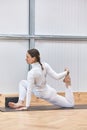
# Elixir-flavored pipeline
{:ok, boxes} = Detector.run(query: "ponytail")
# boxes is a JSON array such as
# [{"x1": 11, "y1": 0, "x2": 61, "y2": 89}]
[{"x1": 38, "y1": 60, "x2": 44, "y2": 70}]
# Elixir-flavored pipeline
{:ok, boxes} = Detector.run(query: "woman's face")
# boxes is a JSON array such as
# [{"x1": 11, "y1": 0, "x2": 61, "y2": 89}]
[{"x1": 26, "y1": 53, "x2": 36, "y2": 64}]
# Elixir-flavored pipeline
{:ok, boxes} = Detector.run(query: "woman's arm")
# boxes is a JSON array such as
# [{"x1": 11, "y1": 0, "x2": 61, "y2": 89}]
[
  {"x1": 25, "y1": 71, "x2": 35, "y2": 108},
  {"x1": 45, "y1": 63, "x2": 68, "y2": 80}
]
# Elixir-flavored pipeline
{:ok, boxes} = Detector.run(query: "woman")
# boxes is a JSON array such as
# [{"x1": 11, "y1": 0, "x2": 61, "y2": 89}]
[{"x1": 8, "y1": 48, "x2": 74, "y2": 110}]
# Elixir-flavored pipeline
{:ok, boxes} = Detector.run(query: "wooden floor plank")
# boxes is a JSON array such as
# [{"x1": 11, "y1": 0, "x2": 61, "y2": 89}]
[{"x1": 0, "y1": 109, "x2": 87, "y2": 130}]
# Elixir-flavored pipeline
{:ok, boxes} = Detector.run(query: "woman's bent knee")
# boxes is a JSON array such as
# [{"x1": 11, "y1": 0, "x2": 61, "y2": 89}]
[{"x1": 19, "y1": 80, "x2": 27, "y2": 85}]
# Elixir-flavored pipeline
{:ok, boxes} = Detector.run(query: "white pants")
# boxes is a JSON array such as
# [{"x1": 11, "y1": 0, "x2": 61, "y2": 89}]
[{"x1": 18, "y1": 80, "x2": 74, "y2": 108}]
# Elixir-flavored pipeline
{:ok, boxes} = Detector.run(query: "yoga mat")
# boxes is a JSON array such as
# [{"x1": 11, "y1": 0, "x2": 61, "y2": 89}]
[{"x1": 0, "y1": 104, "x2": 87, "y2": 112}]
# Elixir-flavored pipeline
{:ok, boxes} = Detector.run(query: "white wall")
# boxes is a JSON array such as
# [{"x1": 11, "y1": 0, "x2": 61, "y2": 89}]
[
  {"x1": 0, "y1": 41, "x2": 28, "y2": 94},
  {"x1": 35, "y1": 41, "x2": 87, "y2": 92},
  {"x1": 35, "y1": 0, "x2": 87, "y2": 35},
  {"x1": 0, "y1": 0, "x2": 87, "y2": 93},
  {"x1": 35, "y1": 0, "x2": 87, "y2": 92},
  {"x1": 0, "y1": 0, "x2": 29, "y2": 34},
  {"x1": 0, "y1": 0, "x2": 29, "y2": 94}
]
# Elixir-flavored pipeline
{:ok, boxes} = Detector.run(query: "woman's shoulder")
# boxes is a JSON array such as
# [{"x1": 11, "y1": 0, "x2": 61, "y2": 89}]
[
  {"x1": 28, "y1": 68, "x2": 40, "y2": 78},
  {"x1": 42, "y1": 62, "x2": 50, "y2": 69},
  {"x1": 42, "y1": 61, "x2": 49, "y2": 65}
]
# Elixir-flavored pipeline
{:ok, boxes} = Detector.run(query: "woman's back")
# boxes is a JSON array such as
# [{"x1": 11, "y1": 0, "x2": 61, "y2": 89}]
[{"x1": 27, "y1": 62, "x2": 47, "y2": 90}]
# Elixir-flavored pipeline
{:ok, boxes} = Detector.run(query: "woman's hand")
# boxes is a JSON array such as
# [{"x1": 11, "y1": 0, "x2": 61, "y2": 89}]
[
  {"x1": 15, "y1": 106, "x2": 28, "y2": 111},
  {"x1": 64, "y1": 67, "x2": 70, "y2": 75}
]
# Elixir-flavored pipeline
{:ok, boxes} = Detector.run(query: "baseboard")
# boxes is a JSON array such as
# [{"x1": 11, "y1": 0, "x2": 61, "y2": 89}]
[{"x1": 0, "y1": 92, "x2": 87, "y2": 107}]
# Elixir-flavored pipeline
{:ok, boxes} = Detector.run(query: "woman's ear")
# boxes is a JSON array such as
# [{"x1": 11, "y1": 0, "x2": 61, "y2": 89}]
[{"x1": 32, "y1": 57, "x2": 37, "y2": 62}]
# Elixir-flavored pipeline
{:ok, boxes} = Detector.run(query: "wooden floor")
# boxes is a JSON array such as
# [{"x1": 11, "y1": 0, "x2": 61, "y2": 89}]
[
  {"x1": 0, "y1": 93, "x2": 87, "y2": 130},
  {"x1": 0, "y1": 107, "x2": 87, "y2": 130}
]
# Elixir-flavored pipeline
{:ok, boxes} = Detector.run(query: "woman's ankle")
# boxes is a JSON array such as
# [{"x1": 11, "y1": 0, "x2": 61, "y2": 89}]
[
  {"x1": 65, "y1": 84, "x2": 71, "y2": 88},
  {"x1": 63, "y1": 75, "x2": 71, "y2": 88}
]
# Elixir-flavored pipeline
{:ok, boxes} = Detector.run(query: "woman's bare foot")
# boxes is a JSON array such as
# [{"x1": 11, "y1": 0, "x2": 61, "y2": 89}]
[
  {"x1": 16, "y1": 106, "x2": 28, "y2": 111},
  {"x1": 8, "y1": 102, "x2": 24, "y2": 109},
  {"x1": 63, "y1": 75, "x2": 71, "y2": 87}
]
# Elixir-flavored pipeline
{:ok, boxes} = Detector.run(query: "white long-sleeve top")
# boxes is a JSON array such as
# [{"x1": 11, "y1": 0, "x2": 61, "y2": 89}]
[{"x1": 26, "y1": 62, "x2": 67, "y2": 107}]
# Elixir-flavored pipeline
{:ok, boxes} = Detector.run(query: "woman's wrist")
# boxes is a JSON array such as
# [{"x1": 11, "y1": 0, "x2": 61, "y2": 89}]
[
  {"x1": 64, "y1": 68, "x2": 70, "y2": 75},
  {"x1": 66, "y1": 70, "x2": 69, "y2": 75}
]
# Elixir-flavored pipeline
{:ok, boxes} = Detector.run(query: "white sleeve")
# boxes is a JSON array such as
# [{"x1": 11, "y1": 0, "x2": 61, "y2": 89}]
[
  {"x1": 45, "y1": 63, "x2": 67, "y2": 80},
  {"x1": 26, "y1": 71, "x2": 35, "y2": 108}
]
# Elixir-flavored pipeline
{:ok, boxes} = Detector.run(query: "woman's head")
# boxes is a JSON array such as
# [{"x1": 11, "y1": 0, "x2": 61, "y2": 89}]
[{"x1": 26, "y1": 48, "x2": 44, "y2": 70}]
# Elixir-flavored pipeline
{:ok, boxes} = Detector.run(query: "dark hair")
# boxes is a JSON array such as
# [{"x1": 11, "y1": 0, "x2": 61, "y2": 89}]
[{"x1": 27, "y1": 48, "x2": 44, "y2": 70}]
